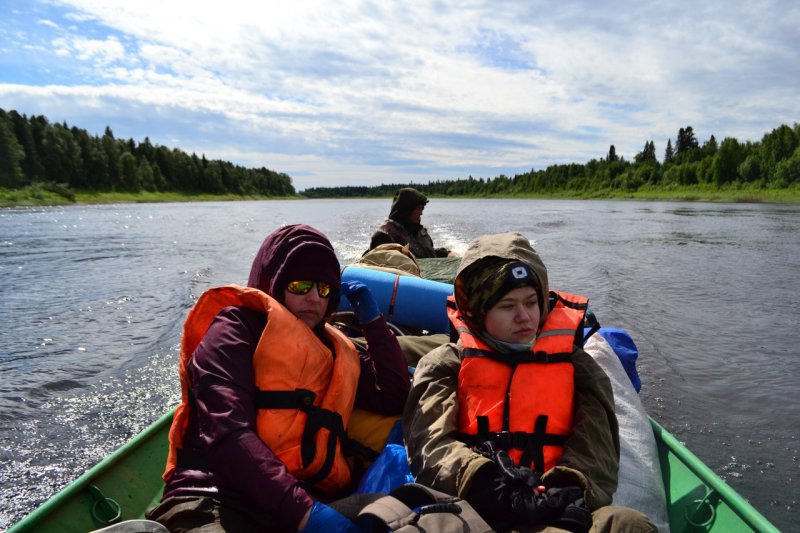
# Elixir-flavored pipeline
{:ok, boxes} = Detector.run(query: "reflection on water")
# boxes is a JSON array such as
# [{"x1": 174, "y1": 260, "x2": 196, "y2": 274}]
[{"x1": 0, "y1": 199, "x2": 798, "y2": 530}]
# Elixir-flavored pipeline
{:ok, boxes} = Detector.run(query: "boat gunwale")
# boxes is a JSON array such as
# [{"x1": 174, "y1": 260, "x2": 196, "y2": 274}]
[
  {"x1": 7, "y1": 410, "x2": 175, "y2": 532},
  {"x1": 649, "y1": 416, "x2": 780, "y2": 533}
]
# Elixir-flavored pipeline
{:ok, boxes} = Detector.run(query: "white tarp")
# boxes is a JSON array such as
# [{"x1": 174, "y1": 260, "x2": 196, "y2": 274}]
[{"x1": 584, "y1": 334, "x2": 670, "y2": 532}]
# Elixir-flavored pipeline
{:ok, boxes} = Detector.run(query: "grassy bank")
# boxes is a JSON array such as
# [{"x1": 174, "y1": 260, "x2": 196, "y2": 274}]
[
  {"x1": 426, "y1": 184, "x2": 800, "y2": 204},
  {"x1": 0, "y1": 186, "x2": 299, "y2": 207},
  {"x1": 630, "y1": 184, "x2": 800, "y2": 203},
  {"x1": 3, "y1": 184, "x2": 799, "y2": 207}
]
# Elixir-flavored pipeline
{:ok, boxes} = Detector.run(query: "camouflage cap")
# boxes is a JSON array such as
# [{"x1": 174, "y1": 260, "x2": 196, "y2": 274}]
[{"x1": 454, "y1": 258, "x2": 542, "y2": 333}]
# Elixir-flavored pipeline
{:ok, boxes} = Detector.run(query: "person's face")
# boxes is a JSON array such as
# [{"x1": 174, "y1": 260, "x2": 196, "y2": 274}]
[
  {"x1": 484, "y1": 286, "x2": 541, "y2": 344},
  {"x1": 409, "y1": 205, "x2": 424, "y2": 224},
  {"x1": 283, "y1": 281, "x2": 331, "y2": 328}
]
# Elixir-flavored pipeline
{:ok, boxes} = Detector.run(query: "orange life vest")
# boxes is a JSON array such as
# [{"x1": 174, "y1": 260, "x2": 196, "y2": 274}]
[
  {"x1": 163, "y1": 285, "x2": 360, "y2": 494},
  {"x1": 449, "y1": 291, "x2": 589, "y2": 474}
]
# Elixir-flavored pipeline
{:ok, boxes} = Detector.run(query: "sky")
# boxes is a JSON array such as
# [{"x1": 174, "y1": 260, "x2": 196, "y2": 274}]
[{"x1": 1, "y1": 0, "x2": 799, "y2": 191}]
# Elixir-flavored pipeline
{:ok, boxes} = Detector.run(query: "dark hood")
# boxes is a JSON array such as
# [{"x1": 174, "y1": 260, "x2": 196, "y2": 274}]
[
  {"x1": 388, "y1": 187, "x2": 428, "y2": 225},
  {"x1": 247, "y1": 224, "x2": 341, "y2": 314}
]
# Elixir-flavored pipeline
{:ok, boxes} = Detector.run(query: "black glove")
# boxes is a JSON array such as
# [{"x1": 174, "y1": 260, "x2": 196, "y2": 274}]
[
  {"x1": 542, "y1": 487, "x2": 592, "y2": 533},
  {"x1": 464, "y1": 461, "x2": 516, "y2": 531},
  {"x1": 493, "y1": 449, "x2": 552, "y2": 525},
  {"x1": 466, "y1": 444, "x2": 553, "y2": 530}
]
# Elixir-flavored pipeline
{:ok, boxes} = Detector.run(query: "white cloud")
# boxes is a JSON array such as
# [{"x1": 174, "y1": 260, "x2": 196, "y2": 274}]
[
  {"x1": 74, "y1": 36, "x2": 125, "y2": 63},
  {"x1": 37, "y1": 18, "x2": 60, "y2": 29},
  {"x1": 2, "y1": 0, "x2": 798, "y2": 188}
]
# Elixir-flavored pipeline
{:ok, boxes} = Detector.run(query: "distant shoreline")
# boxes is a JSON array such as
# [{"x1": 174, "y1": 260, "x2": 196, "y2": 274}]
[{"x1": 2, "y1": 185, "x2": 799, "y2": 207}]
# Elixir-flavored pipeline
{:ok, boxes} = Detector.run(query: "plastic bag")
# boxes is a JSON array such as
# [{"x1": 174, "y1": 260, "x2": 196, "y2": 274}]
[{"x1": 356, "y1": 421, "x2": 414, "y2": 494}]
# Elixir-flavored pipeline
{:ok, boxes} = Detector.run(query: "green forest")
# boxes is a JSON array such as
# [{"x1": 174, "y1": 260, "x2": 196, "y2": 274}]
[
  {"x1": 2, "y1": 106, "x2": 799, "y2": 204},
  {"x1": 305, "y1": 124, "x2": 800, "y2": 199},
  {"x1": 0, "y1": 108, "x2": 295, "y2": 200}
]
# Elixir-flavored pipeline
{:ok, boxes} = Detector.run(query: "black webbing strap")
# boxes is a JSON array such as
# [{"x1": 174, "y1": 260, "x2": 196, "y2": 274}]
[
  {"x1": 463, "y1": 347, "x2": 573, "y2": 364},
  {"x1": 550, "y1": 292, "x2": 589, "y2": 311},
  {"x1": 459, "y1": 414, "x2": 569, "y2": 475},
  {"x1": 255, "y1": 388, "x2": 316, "y2": 410},
  {"x1": 517, "y1": 415, "x2": 569, "y2": 473},
  {"x1": 256, "y1": 388, "x2": 346, "y2": 485},
  {"x1": 301, "y1": 407, "x2": 345, "y2": 486},
  {"x1": 477, "y1": 416, "x2": 490, "y2": 437}
]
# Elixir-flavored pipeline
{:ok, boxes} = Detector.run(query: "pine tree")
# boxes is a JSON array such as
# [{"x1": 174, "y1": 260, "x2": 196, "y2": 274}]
[
  {"x1": 664, "y1": 139, "x2": 674, "y2": 163},
  {"x1": 635, "y1": 140, "x2": 658, "y2": 163},
  {"x1": 676, "y1": 126, "x2": 699, "y2": 159}
]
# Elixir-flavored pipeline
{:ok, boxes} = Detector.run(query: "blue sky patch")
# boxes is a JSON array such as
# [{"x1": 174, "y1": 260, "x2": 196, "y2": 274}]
[{"x1": 459, "y1": 27, "x2": 543, "y2": 73}]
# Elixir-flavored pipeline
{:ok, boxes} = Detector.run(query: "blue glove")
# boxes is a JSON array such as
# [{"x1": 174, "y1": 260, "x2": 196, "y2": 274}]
[
  {"x1": 300, "y1": 501, "x2": 360, "y2": 532},
  {"x1": 341, "y1": 280, "x2": 381, "y2": 324}
]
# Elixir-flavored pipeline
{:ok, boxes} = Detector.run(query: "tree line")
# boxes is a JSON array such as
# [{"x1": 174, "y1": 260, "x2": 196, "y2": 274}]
[
  {"x1": 304, "y1": 123, "x2": 800, "y2": 198},
  {"x1": 3, "y1": 106, "x2": 797, "y2": 200},
  {"x1": 0, "y1": 108, "x2": 295, "y2": 197}
]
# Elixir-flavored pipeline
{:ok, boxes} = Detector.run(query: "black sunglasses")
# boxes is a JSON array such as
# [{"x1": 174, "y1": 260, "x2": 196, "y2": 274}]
[{"x1": 286, "y1": 280, "x2": 333, "y2": 298}]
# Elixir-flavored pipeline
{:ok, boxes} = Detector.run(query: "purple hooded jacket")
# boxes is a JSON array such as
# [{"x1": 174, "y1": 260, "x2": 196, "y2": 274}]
[{"x1": 162, "y1": 225, "x2": 410, "y2": 529}]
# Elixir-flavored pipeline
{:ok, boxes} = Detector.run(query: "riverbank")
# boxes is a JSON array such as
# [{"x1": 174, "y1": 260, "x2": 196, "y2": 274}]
[
  {"x1": 0, "y1": 186, "x2": 300, "y2": 207},
  {"x1": 423, "y1": 183, "x2": 800, "y2": 203},
  {"x1": 2, "y1": 183, "x2": 799, "y2": 207}
]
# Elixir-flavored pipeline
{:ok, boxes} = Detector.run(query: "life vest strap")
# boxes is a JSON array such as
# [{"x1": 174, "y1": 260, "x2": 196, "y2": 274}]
[
  {"x1": 458, "y1": 414, "x2": 568, "y2": 475},
  {"x1": 462, "y1": 346, "x2": 573, "y2": 364},
  {"x1": 255, "y1": 388, "x2": 316, "y2": 410},
  {"x1": 550, "y1": 292, "x2": 589, "y2": 310},
  {"x1": 256, "y1": 388, "x2": 346, "y2": 485},
  {"x1": 302, "y1": 406, "x2": 346, "y2": 486}
]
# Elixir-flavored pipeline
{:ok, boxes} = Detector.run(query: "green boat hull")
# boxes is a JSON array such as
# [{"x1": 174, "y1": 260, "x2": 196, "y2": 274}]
[
  {"x1": 8, "y1": 410, "x2": 779, "y2": 532},
  {"x1": 650, "y1": 418, "x2": 779, "y2": 532},
  {"x1": 8, "y1": 410, "x2": 172, "y2": 533}
]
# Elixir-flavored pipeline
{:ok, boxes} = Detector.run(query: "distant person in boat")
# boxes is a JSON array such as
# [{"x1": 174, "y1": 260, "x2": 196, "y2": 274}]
[
  {"x1": 403, "y1": 232, "x2": 656, "y2": 533},
  {"x1": 149, "y1": 224, "x2": 409, "y2": 532},
  {"x1": 368, "y1": 187, "x2": 452, "y2": 258}
]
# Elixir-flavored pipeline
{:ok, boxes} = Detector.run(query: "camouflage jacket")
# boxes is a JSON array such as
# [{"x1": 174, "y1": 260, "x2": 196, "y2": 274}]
[{"x1": 402, "y1": 339, "x2": 621, "y2": 511}]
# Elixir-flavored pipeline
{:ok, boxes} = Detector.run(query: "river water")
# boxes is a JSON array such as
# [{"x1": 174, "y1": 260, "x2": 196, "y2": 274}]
[{"x1": 0, "y1": 199, "x2": 797, "y2": 531}]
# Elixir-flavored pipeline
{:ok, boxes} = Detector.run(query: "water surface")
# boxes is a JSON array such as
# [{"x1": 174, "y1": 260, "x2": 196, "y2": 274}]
[{"x1": 1, "y1": 199, "x2": 797, "y2": 531}]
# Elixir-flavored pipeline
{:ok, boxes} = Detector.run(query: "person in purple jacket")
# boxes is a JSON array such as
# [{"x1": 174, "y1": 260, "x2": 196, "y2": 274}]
[{"x1": 147, "y1": 224, "x2": 410, "y2": 532}]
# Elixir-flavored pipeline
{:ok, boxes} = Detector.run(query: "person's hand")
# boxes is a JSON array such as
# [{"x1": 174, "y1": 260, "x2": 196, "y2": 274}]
[
  {"x1": 469, "y1": 444, "x2": 591, "y2": 531},
  {"x1": 466, "y1": 447, "x2": 550, "y2": 529},
  {"x1": 542, "y1": 487, "x2": 592, "y2": 533},
  {"x1": 493, "y1": 449, "x2": 553, "y2": 525},
  {"x1": 341, "y1": 280, "x2": 381, "y2": 324},
  {"x1": 299, "y1": 501, "x2": 360, "y2": 532}
]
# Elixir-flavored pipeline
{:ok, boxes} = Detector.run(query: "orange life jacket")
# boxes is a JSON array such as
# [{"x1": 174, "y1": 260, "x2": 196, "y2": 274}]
[
  {"x1": 449, "y1": 291, "x2": 589, "y2": 474},
  {"x1": 163, "y1": 285, "x2": 360, "y2": 494}
]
